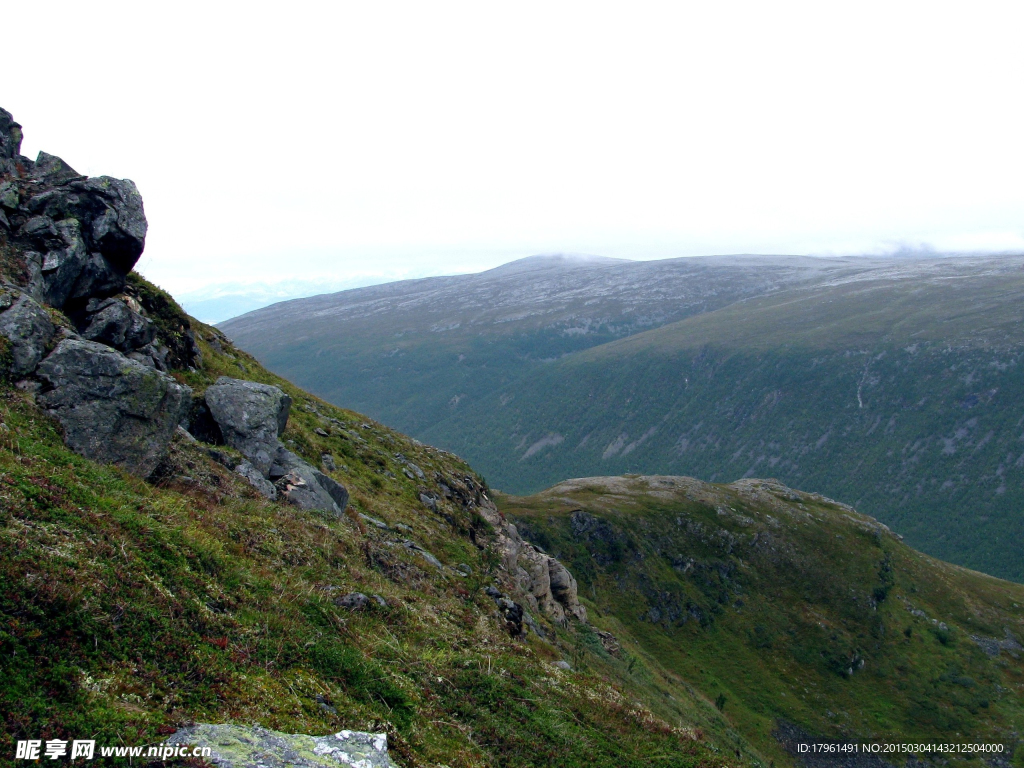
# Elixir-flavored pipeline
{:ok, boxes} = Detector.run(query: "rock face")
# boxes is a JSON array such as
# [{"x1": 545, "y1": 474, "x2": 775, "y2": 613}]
[
  {"x1": 1, "y1": 128, "x2": 148, "y2": 308},
  {"x1": 36, "y1": 339, "x2": 191, "y2": 477},
  {"x1": 204, "y1": 377, "x2": 292, "y2": 475},
  {"x1": 0, "y1": 291, "x2": 55, "y2": 378},
  {"x1": 168, "y1": 723, "x2": 394, "y2": 768},
  {"x1": 0, "y1": 107, "x2": 202, "y2": 476},
  {"x1": 476, "y1": 497, "x2": 587, "y2": 626}
]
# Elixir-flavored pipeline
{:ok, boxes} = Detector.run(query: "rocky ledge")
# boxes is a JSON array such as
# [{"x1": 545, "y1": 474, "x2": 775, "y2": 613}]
[{"x1": 0, "y1": 107, "x2": 347, "y2": 517}]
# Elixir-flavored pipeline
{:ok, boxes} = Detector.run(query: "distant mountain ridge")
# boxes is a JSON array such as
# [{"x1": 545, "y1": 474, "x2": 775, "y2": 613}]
[{"x1": 224, "y1": 252, "x2": 1024, "y2": 582}]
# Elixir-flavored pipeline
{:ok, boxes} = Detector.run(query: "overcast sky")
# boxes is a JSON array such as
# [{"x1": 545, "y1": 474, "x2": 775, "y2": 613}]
[{"x1": 5, "y1": 1, "x2": 1024, "y2": 298}]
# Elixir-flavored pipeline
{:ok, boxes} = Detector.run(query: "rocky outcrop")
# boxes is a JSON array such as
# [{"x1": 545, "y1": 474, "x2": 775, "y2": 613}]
[
  {"x1": 204, "y1": 377, "x2": 291, "y2": 475},
  {"x1": 168, "y1": 723, "x2": 394, "y2": 768},
  {"x1": 268, "y1": 447, "x2": 346, "y2": 514},
  {"x1": 201, "y1": 377, "x2": 348, "y2": 515},
  {"x1": 36, "y1": 339, "x2": 190, "y2": 477},
  {"x1": 1, "y1": 128, "x2": 147, "y2": 308},
  {"x1": 0, "y1": 290, "x2": 55, "y2": 378},
  {"x1": 476, "y1": 497, "x2": 587, "y2": 626},
  {"x1": 0, "y1": 107, "x2": 201, "y2": 476}
]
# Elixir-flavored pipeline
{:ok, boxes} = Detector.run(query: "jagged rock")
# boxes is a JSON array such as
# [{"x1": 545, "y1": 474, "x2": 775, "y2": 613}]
[
  {"x1": 419, "y1": 492, "x2": 438, "y2": 511},
  {"x1": 1, "y1": 109, "x2": 148, "y2": 309},
  {"x1": 168, "y1": 723, "x2": 394, "y2": 768},
  {"x1": 0, "y1": 293, "x2": 56, "y2": 378},
  {"x1": 21, "y1": 178, "x2": 148, "y2": 305},
  {"x1": 205, "y1": 377, "x2": 291, "y2": 475},
  {"x1": 33, "y1": 151, "x2": 82, "y2": 185},
  {"x1": 36, "y1": 338, "x2": 190, "y2": 477},
  {"x1": 476, "y1": 498, "x2": 588, "y2": 625},
  {"x1": 80, "y1": 298, "x2": 154, "y2": 351},
  {"x1": 235, "y1": 461, "x2": 278, "y2": 500},
  {"x1": 0, "y1": 108, "x2": 33, "y2": 178}
]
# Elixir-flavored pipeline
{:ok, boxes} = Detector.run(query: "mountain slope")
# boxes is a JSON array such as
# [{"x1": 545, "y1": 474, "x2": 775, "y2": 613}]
[
  {"x1": 4, "y1": 106, "x2": 1024, "y2": 767},
  {"x1": 0, "y1": 282, "x2": 732, "y2": 768},
  {"x1": 221, "y1": 253, "x2": 880, "y2": 436},
  {"x1": 497, "y1": 475, "x2": 1024, "y2": 765},
  {"x1": 421, "y1": 255, "x2": 1024, "y2": 582}
]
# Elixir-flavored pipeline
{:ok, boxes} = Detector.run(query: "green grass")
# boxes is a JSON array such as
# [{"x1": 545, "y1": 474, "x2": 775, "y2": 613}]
[
  {"x1": 0, "y1": 274, "x2": 730, "y2": 768},
  {"x1": 497, "y1": 475, "x2": 1024, "y2": 767}
]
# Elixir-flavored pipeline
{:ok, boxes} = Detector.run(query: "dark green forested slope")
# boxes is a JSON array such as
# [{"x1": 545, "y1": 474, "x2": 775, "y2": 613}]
[{"x1": 425, "y1": 263, "x2": 1024, "y2": 581}]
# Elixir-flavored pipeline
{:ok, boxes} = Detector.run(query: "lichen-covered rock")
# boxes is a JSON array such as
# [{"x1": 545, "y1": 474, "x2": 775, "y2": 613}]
[
  {"x1": 80, "y1": 298, "x2": 154, "y2": 351},
  {"x1": 0, "y1": 292, "x2": 56, "y2": 378},
  {"x1": 2, "y1": 108, "x2": 148, "y2": 308},
  {"x1": 205, "y1": 377, "x2": 291, "y2": 475},
  {"x1": 36, "y1": 338, "x2": 191, "y2": 477},
  {"x1": 235, "y1": 460, "x2": 278, "y2": 500},
  {"x1": 168, "y1": 723, "x2": 394, "y2": 768},
  {"x1": 269, "y1": 447, "x2": 346, "y2": 515}
]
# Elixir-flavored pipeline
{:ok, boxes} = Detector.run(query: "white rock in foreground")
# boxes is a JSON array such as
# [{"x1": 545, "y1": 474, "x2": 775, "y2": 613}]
[{"x1": 168, "y1": 723, "x2": 394, "y2": 768}]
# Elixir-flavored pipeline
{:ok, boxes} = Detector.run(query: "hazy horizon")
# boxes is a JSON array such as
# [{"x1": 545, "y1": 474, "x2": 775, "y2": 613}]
[
  {"x1": 190, "y1": 248, "x2": 1024, "y2": 325},
  {"x1": 4, "y1": 2, "x2": 1023, "y2": 305}
]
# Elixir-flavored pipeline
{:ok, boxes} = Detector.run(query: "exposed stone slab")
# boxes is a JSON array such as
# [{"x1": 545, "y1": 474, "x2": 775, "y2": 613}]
[{"x1": 168, "y1": 723, "x2": 394, "y2": 768}]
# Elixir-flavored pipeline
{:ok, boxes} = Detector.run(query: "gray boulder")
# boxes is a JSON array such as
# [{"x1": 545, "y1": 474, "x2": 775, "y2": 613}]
[
  {"x1": 168, "y1": 723, "x2": 394, "y2": 768},
  {"x1": 269, "y1": 448, "x2": 346, "y2": 515},
  {"x1": 235, "y1": 460, "x2": 278, "y2": 500},
  {"x1": 205, "y1": 377, "x2": 291, "y2": 475},
  {"x1": 81, "y1": 298, "x2": 154, "y2": 351},
  {"x1": 36, "y1": 338, "x2": 191, "y2": 477},
  {"x1": 14, "y1": 173, "x2": 148, "y2": 306},
  {"x1": 0, "y1": 293, "x2": 56, "y2": 378}
]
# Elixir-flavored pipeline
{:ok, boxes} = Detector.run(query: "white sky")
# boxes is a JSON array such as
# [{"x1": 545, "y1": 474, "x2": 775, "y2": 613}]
[{"x1": 5, "y1": 1, "x2": 1024, "y2": 296}]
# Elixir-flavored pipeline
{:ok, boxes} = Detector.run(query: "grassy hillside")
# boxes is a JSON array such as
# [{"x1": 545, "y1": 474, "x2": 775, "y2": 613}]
[
  {"x1": 498, "y1": 475, "x2": 1024, "y2": 766},
  {"x1": 423, "y1": 261, "x2": 1024, "y2": 582},
  {"x1": 0, "y1": 274, "x2": 742, "y2": 768}
]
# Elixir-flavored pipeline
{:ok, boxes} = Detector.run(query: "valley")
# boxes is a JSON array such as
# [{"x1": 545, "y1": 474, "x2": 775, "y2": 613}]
[{"x1": 225, "y1": 253, "x2": 1024, "y2": 582}]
